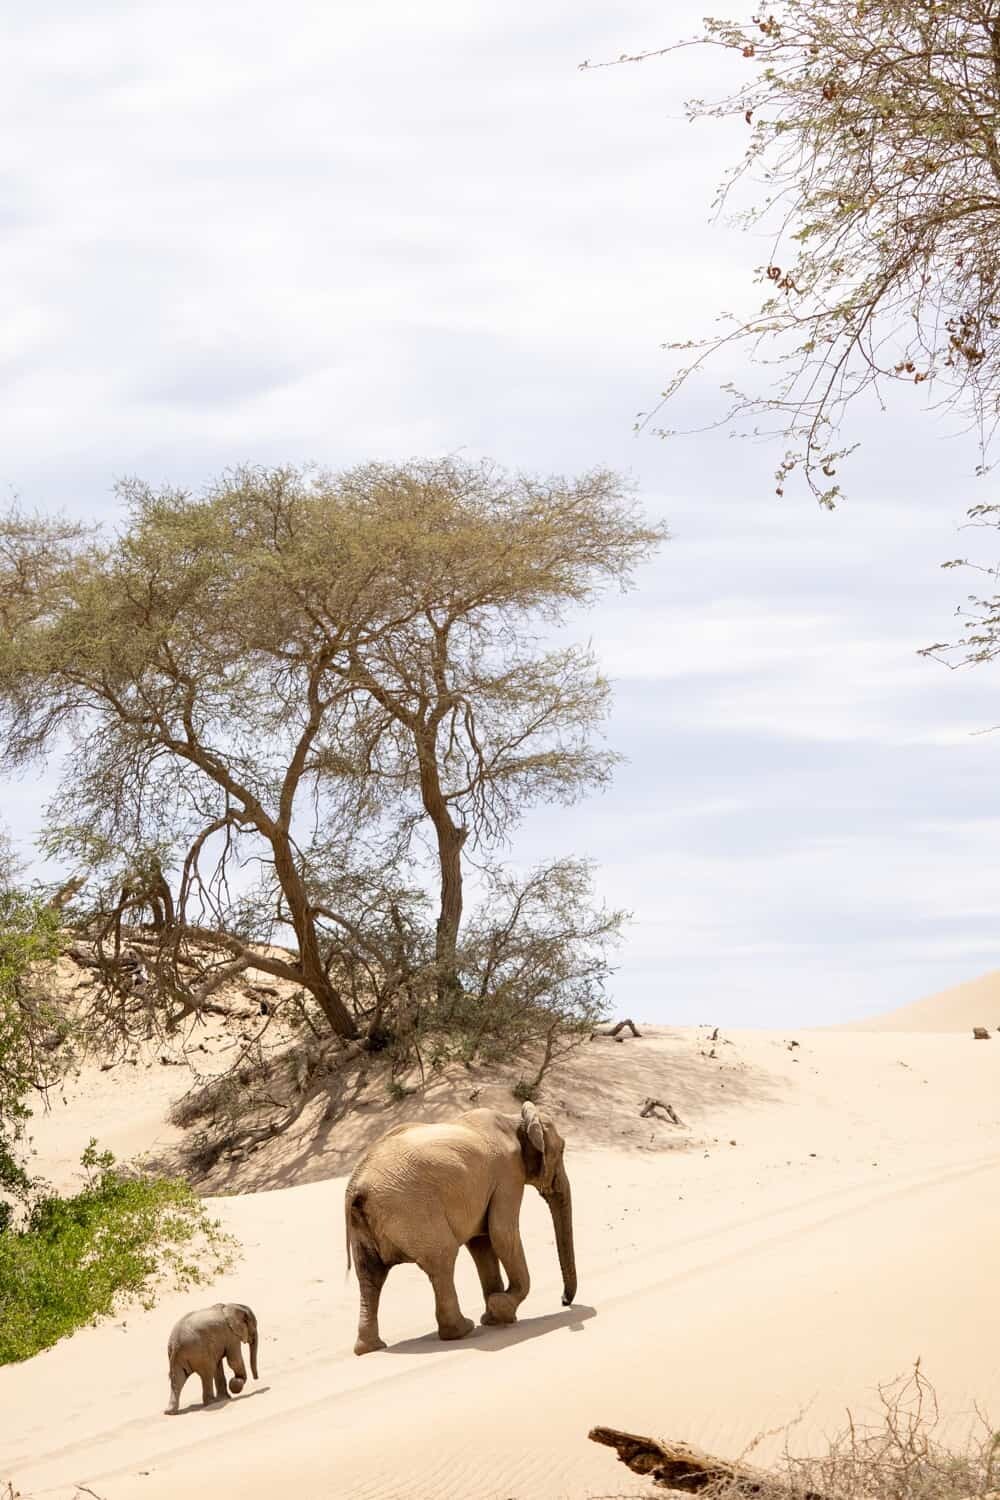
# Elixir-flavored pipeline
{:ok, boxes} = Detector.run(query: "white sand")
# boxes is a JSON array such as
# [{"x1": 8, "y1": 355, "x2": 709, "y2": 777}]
[{"x1": 3, "y1": 1000, "x2": 999, "y2": 1499}]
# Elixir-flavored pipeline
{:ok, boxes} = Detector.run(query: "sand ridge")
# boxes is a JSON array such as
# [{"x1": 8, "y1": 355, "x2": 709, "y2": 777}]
[
  {"x1": 2, "y1": 1007, "x2": 999, "y2": 1499},
  {"x1": 839, "y1": 967, "x2": 1000, "y2": 1033}
]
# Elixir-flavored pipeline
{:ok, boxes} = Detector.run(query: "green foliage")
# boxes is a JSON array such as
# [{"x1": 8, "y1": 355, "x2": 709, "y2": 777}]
[
  {"x1": 599, "y1": 0, "x2": 1000, "y2": 503},
  {"x1": 0, "y1": 461, "x2": 658, "y2": 1051},
  {"x1": 0, "y1": 885, "x2": 61, "y2": 1101},
  {"x1": 0, "y1": 1141, "x2": 234, "y2": 1365},
  {"x1": 0, "y1": 845, "x2": 64, "y2": 1227},
  {"x1": 386, "y1": 857, "x2": 621, "y2": 1088}
]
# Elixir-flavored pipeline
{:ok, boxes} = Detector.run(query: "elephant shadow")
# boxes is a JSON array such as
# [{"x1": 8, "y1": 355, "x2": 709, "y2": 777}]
[
  {"x1": 174, "y1": 1384, "x2": 273, "y2": 1416},
  {"x1": 387, "y1": 1303, "x2": 597, "y2": 1355}
]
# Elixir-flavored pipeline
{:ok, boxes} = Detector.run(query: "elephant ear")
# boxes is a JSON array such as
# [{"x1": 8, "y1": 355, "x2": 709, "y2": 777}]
[
  {"x1": 520, "y1": 1101, "x2": 546, "y2": 1155},
  {"x1": 225, "y1": 1304, "x2": 251, "y2": 1337}
]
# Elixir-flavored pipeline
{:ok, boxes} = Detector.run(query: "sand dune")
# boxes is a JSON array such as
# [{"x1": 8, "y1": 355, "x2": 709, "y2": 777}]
[
  {"x1": 843, "y1": 968, "x2": 1000, "y2": 1034},
  {"x1": 3, "y1": 1015, "x2": 999, "y2": 1499}
]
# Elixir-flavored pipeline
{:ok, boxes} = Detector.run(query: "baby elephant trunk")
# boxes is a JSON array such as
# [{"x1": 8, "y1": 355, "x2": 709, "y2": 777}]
[{"x1": 546, "y1": 1163, "x2": 577, "y2": 1307}]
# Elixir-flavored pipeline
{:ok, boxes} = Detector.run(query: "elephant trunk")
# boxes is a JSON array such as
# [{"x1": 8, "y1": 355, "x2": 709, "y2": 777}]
[
  {"x1": 546, "y1": 1164, "x2": 577, "y2": 1307},
  {"x1": 249, "y1": 1321, "x2": 259, "y2": 1380}
]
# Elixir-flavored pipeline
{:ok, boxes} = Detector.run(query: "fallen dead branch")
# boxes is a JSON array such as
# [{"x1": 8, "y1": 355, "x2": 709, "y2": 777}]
[
  {"x1": 587, "y1": 1431, "x2": 1000, "y2": 1499},
  {"x1": 639, "y1": 1097, "x2": 683, "y2": 1124},
  {"x1": 587, "y1": 1429, "x2": 806, "y2": 1496},
  {"x1": 591, "y1": 1018, "x2": 642, "y2": 1041},
  {"x1": 590, "y1": 1373, "x2": 1000, "y2": 1500}
]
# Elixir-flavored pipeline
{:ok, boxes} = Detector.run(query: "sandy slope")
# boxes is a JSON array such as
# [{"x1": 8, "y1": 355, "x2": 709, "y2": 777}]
[
  {"x1": 3, "y1": 1017, "x2": 999, "y2": 1500},
  {"x1": 844, "y1": 967, "x2": 1000, "y2": 1033}
]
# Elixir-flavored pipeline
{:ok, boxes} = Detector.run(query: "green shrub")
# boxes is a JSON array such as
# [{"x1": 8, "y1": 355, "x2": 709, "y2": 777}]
[
  {"x1": 0, "y1": 1141, "x2": 234, "y2": 1365},
  {"x1": 0, "y1": 879, "x2": 63, "y2": 1225}
]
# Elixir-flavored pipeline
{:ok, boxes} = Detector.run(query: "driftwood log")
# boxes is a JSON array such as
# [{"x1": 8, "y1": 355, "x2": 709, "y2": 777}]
[
  {"x1": 588, "y1": 1429, "x2": 999, "y2": 1500},
  {"x1": 640, "y1": 1097, "x2": 683, "y2": 1125},
  {"x1": 592, "y1": 1018, "x2": 642, "y2": 1041},
  {"x1": 588, "y1": 1430, "x2": 821, "y2": 1498}
]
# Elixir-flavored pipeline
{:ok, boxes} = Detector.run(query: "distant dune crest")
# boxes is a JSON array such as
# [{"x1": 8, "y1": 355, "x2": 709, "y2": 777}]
[{"x1": 848, "y1": 969, "x2": 1000, "y2": 1033}]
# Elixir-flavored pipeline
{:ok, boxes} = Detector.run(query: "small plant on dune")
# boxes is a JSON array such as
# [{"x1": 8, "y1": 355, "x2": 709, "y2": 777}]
[{"x1": 0, "y1": 1140, "x2": 234, "y2": 1365}]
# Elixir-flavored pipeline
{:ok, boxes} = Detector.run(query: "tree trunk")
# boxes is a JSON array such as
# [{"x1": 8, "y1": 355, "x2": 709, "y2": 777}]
[
  {"x1": 272, "y1": 834, "x2": 357, "y2": 1040},
  {"x1": 433, "y1": 817, "x2": 467, "y2": 1004},
  {"x1": 300, "y1": 944, "x2": 357, "y2": 1040},
  {"x1": 416, "y1": 733, "x2": 468, "y2": 1006}
]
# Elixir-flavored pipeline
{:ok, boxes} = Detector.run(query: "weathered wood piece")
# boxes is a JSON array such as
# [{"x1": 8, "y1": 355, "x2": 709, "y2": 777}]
[
  {"x1": 588, "y1": 1428, "x2": 1000, "y2": 1500},
  {"x1": 587, "y1": 1429, "x2": 819, "y2": 1499},
  {"x1": 591, "y1": 1018, "x2": 642, "y2": 1041},
  {"x1": 639, "y1": 1097, "x2": 683, "y2": 1125},
  {"x1": 973, "y1": 1026, "x2": 991, "y2": 1039}
]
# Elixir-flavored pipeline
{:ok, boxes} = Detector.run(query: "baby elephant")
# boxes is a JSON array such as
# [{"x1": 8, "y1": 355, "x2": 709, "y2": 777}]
[{"x1": 165, "y1": 1302, "x2": 259, "y2": 1414}]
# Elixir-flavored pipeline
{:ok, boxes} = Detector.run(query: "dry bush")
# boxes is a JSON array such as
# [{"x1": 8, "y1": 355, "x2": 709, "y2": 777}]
[
  {"x1": 169, "y1": 1028, "x2": 360, "y2": 1176},
  {"x1": 169, "y1": 1053, "x2": 274, "y2": 1130},
  {"x1": 789, "y1": 1366, "x2": 999, "y2": 1500},
  {"x1": 598, "y1": 1366, "x2": 999, "y2": 1500}
]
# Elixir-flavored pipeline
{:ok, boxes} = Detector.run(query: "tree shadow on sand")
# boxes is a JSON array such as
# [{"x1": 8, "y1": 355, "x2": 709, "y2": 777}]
[
  {"x1": 155, "y1": 1025, "x2": 790, "y2": 1193},
  {"x1": 385, "y1": 1304, "x2": 597, "y2": 1355},
  {"x1": 530, "y1": 1026, "x2": 789, "y2": 1153}
]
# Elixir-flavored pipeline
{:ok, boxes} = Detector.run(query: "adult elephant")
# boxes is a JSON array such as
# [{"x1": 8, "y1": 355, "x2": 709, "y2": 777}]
[{"x1": 345, "y1": 1101, "x2": 577, "y2": 1354}]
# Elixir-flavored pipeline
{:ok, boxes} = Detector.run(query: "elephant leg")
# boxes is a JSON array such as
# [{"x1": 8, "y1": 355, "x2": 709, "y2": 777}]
[
  {"x1": 353, "y1": 1240, "x2": 390, "y2": 1356},
  {"x1": 466, "y1": 1235, "x2": 505, "y2": 1325},
  {"x1": 165, "y1": 1362, "x2": 186, "y2": 1415},
  {"x1": 213, "y1": 1357, "x2": 230, "y2": 1400},
  {"x1": 198, "y1": 1363, "x2": 215, "y2": 1406},
  {"x1": 224, "y1": 1338, "x2": 247, "y2": 1393},
  {"x1": 420, "y1": 1246, "x2": 475, "y2": 1342},
  {"x1": 485, "y1": 1194, "x2": 530, "y2": 1325}
]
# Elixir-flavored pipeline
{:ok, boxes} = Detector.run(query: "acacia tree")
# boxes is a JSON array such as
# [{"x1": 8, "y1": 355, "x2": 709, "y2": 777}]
[
  {"x1": 323, "y1": 460, "x2": 664, "y2": 996},
  {"x1": 0, "y1": 460, "x2": 663, "y2": 1038},
  {"x1": 585, "y1": 0, "x2": 1000, "y2": 505}
]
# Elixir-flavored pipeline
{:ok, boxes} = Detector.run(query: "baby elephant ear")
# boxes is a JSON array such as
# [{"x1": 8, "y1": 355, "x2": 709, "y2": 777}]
[{"x1": 521, "y1": 1100, "x2": 545, "y2": 1153}]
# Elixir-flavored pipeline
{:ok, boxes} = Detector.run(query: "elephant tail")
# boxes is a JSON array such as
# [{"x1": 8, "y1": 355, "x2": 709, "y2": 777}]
[
  {"x1": 345, "y1": 1184, "x2": 379, "y2": 1278},
  {"x1": 345, "y1": 1183, "x2": 370, "y2": 1275}
]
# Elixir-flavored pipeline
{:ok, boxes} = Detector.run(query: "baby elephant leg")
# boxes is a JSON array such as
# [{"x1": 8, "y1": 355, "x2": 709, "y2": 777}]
[
  {"x1": 198, "y1": 1363, "x2": 215, "y2": 1406},
  {"x1": 213, "y1": 1357, "x2": 230, "y2": 1401},
  {"x1": 165, "y1": 1363, "x2": 186, "y2": 1415}
]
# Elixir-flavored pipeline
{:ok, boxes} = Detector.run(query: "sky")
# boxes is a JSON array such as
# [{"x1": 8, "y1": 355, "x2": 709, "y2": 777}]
[{"x1": 3, "y1": 0, "x2": 999, "y2": 1026}]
